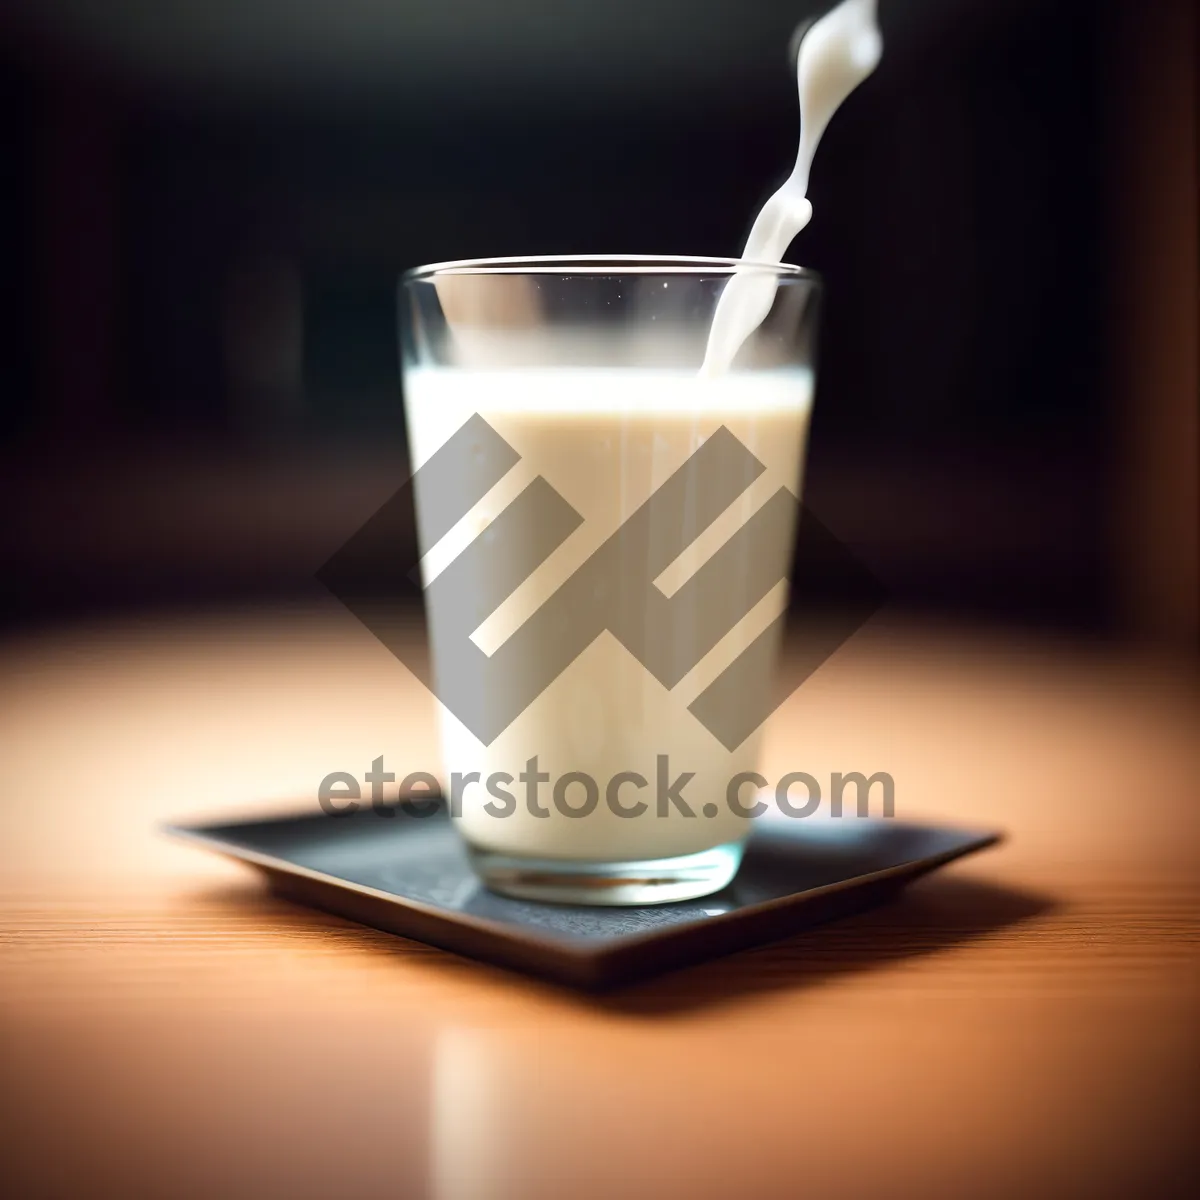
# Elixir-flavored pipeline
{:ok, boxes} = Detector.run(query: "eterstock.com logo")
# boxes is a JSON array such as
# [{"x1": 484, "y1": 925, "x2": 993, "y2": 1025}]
[{"x1": 319, "y1": 414, "x2": 885, "y2": 750}]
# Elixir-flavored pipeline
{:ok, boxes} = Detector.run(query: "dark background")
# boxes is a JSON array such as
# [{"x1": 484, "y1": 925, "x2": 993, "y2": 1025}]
[{"x1": 1, "y1": 0, "x2": 1195, "y2": 643}]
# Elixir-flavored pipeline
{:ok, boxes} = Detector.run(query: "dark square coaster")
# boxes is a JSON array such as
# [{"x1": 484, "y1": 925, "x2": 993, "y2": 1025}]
[{"x1": 167, "y1": 804, "x2": 1000, "y2": 989}]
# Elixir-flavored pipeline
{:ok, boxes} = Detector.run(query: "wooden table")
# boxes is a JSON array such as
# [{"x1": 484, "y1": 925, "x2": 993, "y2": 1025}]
[{"x1": 2, "y1": 605, "x2": 1197, "y2": 1198}]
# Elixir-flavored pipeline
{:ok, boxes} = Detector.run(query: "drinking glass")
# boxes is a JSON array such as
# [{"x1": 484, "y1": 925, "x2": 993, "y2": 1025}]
[{"x1": 400, "y1": 256, "x2": 820, "y2": 904}]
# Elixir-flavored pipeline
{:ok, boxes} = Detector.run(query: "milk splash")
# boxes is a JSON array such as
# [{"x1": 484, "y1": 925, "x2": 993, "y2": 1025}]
[{"x1": 701, "y1": 0, "x2": 883, "y2": 375}]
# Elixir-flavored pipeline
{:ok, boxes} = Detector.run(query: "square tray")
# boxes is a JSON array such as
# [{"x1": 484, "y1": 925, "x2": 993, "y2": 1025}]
[{"x1": 168, "y1": 805, "x2": 1000, "y2": 989}]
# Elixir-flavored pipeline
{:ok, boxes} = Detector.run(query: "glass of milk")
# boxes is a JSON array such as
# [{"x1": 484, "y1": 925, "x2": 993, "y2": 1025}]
[{"x1": 401, "y1": 256, "x2": 820, "y2": 904}]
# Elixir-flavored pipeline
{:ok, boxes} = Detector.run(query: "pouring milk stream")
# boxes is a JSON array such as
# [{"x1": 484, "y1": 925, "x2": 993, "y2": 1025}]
[{"x1": 701, "y1": 0, "x2": 882, "y2": 375}]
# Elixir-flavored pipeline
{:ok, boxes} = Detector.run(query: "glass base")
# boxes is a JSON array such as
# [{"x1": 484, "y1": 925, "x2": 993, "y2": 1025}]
[{"x1": 468, "y1": 842, "x2": 745, "y2": 906}]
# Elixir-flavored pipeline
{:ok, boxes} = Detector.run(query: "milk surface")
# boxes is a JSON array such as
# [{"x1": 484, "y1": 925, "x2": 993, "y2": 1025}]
[{"x1": 405, "y1": 367, "x2": 812, "y2": 860}]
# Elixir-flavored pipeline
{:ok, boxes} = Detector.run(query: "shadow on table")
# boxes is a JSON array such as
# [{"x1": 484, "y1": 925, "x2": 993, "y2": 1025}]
[{"x1": 189, "y1": 872, "x2": 1054, "y2": 1016}]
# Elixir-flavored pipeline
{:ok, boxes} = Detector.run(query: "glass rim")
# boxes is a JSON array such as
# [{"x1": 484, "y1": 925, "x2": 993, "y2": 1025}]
[{"x1": 402, "y1": 254, "x2": 821, "y2": 283}]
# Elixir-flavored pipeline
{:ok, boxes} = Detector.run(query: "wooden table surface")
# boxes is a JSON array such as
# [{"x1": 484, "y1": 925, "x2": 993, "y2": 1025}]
[{"x1": 2, "y1": 605, "x2": 1197, "y2": 1198}]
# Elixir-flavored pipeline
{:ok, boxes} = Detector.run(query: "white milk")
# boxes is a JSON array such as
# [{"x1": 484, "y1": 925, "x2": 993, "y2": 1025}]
[
  {"x1": 405, "y1": 367, "x2": 812, "y2": 860},
  {"x1": 702, "y1": 0, "x2": 882, "y2": 374},
  {"x1": 401, "y1": 1, "x2": 882, "y2": 864}
]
